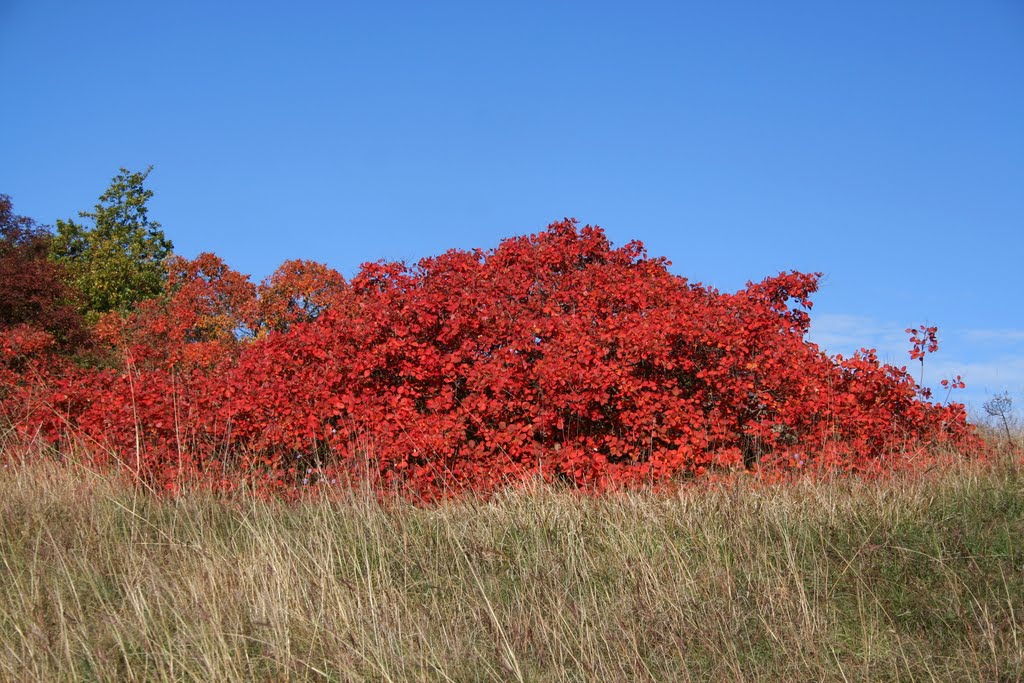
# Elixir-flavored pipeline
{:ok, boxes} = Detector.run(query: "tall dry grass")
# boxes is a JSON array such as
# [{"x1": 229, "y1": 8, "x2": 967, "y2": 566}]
[{"x1": 0, "y1": 435, "x2": 1021, "y2": 682}]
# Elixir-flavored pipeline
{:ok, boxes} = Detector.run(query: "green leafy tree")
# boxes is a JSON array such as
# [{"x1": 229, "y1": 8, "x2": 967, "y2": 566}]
[{"x1": 51, "y1": 167, "x2": 173, "y2": 322}]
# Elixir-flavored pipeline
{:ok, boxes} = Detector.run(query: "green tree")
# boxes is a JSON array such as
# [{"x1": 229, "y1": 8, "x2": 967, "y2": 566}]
[{"x1": 51, "y1": 167, "x2": 173, "y2": 322}]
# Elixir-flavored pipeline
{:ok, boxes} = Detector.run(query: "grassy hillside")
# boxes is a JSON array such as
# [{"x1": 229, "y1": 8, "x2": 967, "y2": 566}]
[{"x1": 1, "y1": 437, "x2": 1021, "y2": 682}]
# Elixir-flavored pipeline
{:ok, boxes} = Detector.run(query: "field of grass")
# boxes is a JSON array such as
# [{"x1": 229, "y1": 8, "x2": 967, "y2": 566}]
[{"x1": 1, "y1": 436, "x2": 1021, "y2": 682}]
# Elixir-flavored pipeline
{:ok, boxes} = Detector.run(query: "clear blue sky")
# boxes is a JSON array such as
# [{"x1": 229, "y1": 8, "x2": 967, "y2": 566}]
[{"x1": 2, "y1": 1, "x2": 1022, "y2": 414}]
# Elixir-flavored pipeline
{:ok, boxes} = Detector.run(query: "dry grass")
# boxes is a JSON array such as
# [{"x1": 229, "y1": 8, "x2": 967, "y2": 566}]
[{"x1": 1, "y1": 437, "x2": 1022, "y2": 682}]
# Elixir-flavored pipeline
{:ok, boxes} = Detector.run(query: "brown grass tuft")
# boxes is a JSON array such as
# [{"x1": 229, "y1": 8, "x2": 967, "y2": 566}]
[{"x1": 1, "y1": 436, "x2": 1021, "y2": 681}]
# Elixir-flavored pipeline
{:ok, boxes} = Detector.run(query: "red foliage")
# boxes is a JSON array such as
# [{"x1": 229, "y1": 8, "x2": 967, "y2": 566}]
[
  {"x1": 4, "y1": 220, "x2": 980, "y2": 497},
  {"x1": 907, "y1": 325, "x2": 939, "y2": 361},
  {"x1": 254, "y1": 259, "x2": 348, "y2": 335},
  {"x1": 0, "y1": 195, "x2": 87, "y2": 350},
  {"x1": 1, "y1": 196, "x2": 90, "y2": 428},
  {"x1": 93, "y1": 253, "x2": 257, "y2": 371}
]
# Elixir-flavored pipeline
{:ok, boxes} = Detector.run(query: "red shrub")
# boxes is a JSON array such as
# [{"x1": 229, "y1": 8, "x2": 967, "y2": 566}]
[
  {"x1": 93, "y1": 253, "x2": 257, "y2": 371},
  {"x1": 0, "y1": 195, "x2": 87, "y2": 350},
  {"x1": 7, "y1": 220, "x2": 980, "y2": 497}
]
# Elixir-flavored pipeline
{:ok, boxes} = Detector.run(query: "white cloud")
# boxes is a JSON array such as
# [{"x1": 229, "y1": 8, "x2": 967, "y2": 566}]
[
  {"x1": 807, "y1": 313, "x2": 908, "y2": 360},
  {"x1": 964, "y1": 329, "x2": 1024, "y2": 344},
  {"x1": 925, "y1": 357, "x2": 1024, "y2": 388}
]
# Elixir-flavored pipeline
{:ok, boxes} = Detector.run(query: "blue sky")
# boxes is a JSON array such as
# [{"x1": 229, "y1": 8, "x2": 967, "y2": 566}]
[{"x1": 2, "y1": 1, "x2": 1022, "y2": 415}]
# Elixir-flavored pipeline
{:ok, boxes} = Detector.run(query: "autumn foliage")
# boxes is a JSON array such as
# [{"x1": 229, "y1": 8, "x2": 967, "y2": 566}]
[
  {"x1": 0, "y1": 196, "x2": 87, "y2": 350},
  {"x1": 2, "y1": 219, "x2": 978, "y2": 498}
]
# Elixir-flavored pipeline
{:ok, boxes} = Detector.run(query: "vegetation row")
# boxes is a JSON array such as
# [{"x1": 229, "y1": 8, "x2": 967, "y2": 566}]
[{"x1": 0, "y1": 169, "x2": 978, "y2": 497}]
